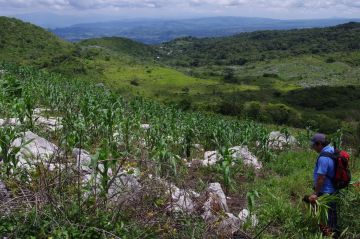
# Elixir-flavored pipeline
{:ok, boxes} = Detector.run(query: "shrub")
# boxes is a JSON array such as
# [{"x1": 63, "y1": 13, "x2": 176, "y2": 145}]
[
  {"x1": 130, "y1": 78, "x2": 139, "y2": 86},
  {"x1": 263, "y1": 73, "x2": 279, "y2": 78},
  {"x1": 301, "y1": 113, "x2": 341, "y2": 134},
  {"x1": 223, "y1": 68, "x2": 238, "y2": 83},
  {"x1": 264, "y1": 103, "x2": 301, "y2": 126},
  {"x1": 243, "y1": 101, "x2": 263, "y2": 120},
  {"x1": 219, "y1": 100, "x2": 242, "y2": 116},
  {"x1": 178, "y1": 99, "x2": 192, "y2": 110}
]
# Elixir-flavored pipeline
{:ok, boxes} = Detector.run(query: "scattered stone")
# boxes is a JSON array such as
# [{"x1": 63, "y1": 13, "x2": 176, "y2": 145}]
[
  {"x1": 33, "y1": 108, "x2": 51, "y2": 115},
  {"x1": 0, "y1": 118, "x2": 21, "y2": 127},
  {"x1": 238, "y1": 209, "x2": 259, "y2": 227},
  {"x1": 96, "y1": 83, "x2": 105, "y2": 88},
  {"x1": 193, "y1": 144, "x2": 204, "y2": 152},
  {"x1": 202, "y1": 183, "x2": 229, "y2": 221},
  {"x1": 230, "y1": 146, "x2": 262, "y2": 170},
  {"x1": 218, "y1": 213, "x2": 242, "y2": 237},
  {"x1": 34, "y1": 116, "x2": 63, "y2": 131},
  {"x1": 167, "y1": 184, "x2": 199, "y2": 214},
  {"x1": 141, "y1": 124, "x2": 150, "y2": 130},
  {"x1": 11, "y1": 131, "x2": 60, "y2": 169},
  {"x1": 73, "y1": 148, "x2": 92, "y2": 172},
  {"x1": 203, "y1": 151, "x2": 220, "y2": 166},
  {"x1": 202, "y1": 183, "x2": 241, "y2": 237},
  {"x1": 268, "y1": 131, "x2": 297, "y2": 150},
  {"x1": 0, "y1": 180, "x2": 11, "y2": 202},
  {"x1": 107, "y1": 171, "x2": 142, "y2": 204},
  {"x1": 202, "y1": 147, "x2": 261, "y2": 169}
]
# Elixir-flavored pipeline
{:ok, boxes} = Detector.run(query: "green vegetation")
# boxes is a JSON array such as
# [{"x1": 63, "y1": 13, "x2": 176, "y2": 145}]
[
  {"x1": 2, "y1": 17, "x2": 360, "y2": 133},
  {"x1": 0, "y1": 63, "x2": 359, "y2": 238},
  {"x1": 1, "y1": 16, "x2": 360, "y2": 237},
  {"x1": 158, "y1": 22, "x2": 360, "y2": 66},
  {"x1": 79, "y1": 37, "x2": 156, "y2": 60}
]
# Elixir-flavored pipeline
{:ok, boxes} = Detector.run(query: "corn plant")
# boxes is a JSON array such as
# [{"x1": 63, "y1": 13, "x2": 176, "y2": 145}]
[
  {"x1": 306, "y1": 194, "x2": 338, "y2": 225},
  {"x1": 0, "y1": 126, "x2": 24, "y2": 175},
  {"x1": 217, "y1": 146, "x2": 235, "y2": 193}
]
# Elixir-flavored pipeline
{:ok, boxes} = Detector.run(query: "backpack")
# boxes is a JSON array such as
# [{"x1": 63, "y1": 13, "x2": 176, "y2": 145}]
[{"x1": 319, "y1": 149, "x2": 351, "y2": 190}]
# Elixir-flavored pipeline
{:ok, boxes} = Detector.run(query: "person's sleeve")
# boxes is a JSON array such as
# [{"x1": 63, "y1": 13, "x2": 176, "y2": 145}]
[{"x1": 316, "y1": 157, "x2": 329, "y2": 175}]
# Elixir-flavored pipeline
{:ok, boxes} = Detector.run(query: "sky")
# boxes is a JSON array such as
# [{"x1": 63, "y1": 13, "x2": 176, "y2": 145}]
[{"x1": 1, "y1": 0, "x2": 360, "y2": 27}]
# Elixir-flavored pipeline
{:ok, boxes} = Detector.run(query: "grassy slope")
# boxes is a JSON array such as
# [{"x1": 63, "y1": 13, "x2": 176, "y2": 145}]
[{"x1": 78, "y1": 37, "x2": 260, "y2": 106}]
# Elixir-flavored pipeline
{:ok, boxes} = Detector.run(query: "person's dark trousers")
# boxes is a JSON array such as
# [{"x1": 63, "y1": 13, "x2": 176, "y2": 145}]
[{"x1": 318, "y1": 192, "x2": 339, "y2": 238}]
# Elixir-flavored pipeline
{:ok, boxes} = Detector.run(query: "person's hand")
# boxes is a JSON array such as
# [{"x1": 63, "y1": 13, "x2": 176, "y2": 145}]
[{"x1": 308, "y1": 194, "x2": 318, "y2": 204}]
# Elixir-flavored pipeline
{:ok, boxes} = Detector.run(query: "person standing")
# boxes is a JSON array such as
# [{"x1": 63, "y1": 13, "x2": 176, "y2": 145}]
[{"x1": 308, "y1": 133, "x2": 338, "y2": 237}]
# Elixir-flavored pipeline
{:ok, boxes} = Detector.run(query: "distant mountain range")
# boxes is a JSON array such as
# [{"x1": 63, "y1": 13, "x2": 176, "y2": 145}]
[{"x1": 51, "y1": 17, "x2": 360, "y2": 44}]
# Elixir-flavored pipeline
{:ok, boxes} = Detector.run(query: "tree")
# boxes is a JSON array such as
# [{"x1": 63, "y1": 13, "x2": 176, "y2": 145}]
[{"x1": 223, "y1": 68, "x2": 237, "y2": 83}]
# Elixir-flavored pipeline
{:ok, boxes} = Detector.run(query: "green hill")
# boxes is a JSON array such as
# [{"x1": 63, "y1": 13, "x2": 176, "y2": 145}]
[
  {"x1": 78, "y1": 37, "x2": 155, "y2": 60},
  {"x1": 0, "y1": 17, "x2": 74, "y2": 66},
  {"x1": 158, "y1": 22, "x2": 360, "y2": 66}
]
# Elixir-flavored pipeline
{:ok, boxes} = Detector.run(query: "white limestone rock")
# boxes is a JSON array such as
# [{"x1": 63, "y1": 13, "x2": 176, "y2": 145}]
[
  {"x1": 167, "y1": 185, "x2": 199, "y2": 214},
  {"x1": 230, "y1": 146, "x2": 262, "y2": 170},
  {"x1": 107, "y1": 171, "x2": 142, "y2": 203},
  {"x1": 218, "y1": 213, "x2": 242, "y2": 237},
  {"x1": 238, "y1": 209, "x2": 259, "y2": 227},
  {"x1": 202, "y1": 147, "x2": 261, "y2": 169},
  {"x1": 268, "y1": 131, "x2": 297, "y2": 150},
  {"x1": 140, "y1": 124, "x2": 150, "y2": 130},
  {"x1": 11, "y1": 131, "x2": 59, "y2": 169},
  {"x1": 203, "y1": 151, "x2": 220, "y2": 166},
  {"x1": 202, "y1": 183, "x2": 241, "y2": 237},
  {"x1": 72, "y1": 148, "x2": 92, "y2": 172},
  {"x1": 82, "y1": 167, "x2": 141, "y2": 205},
  {"x1": 33, "y1": 108, "x2": 51, "y2": 115},
  {"x1": 0, "y1": 118, "x2": 21, "y2": 127},
  {"x1": 202, "y1": 182, "x2": 229, "y2": 221},
  {"x1": 0, "y1": 180, "x2": 11, "y2": 202},
  {"x1": 34, "y1": 116, "x2": 63, "y2": 131}
]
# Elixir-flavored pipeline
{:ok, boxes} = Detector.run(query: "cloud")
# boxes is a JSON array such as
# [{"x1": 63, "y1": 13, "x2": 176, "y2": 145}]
[
  {"x1": 0, "y1": 0, "x2": 174, "y2": 9},
  {"x1": 1, "y1": 0, "x2": 360, "y2": 11},
  {"x1": 189, "y1": 0, "x2": 360, "y2": 9}
]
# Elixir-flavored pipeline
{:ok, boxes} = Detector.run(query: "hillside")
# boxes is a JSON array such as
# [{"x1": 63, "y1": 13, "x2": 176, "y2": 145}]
[
  {"x1": 158, "y1": 22, "x2": 360, "y2": 66},
  {"x1": 78, "y1": 37, "x2": 155, "y2": 60},
  {"x1": 0, "y1": 17, "x2": 74, "y2": 66},
  {"x1": 51, "y1": 17, "x2": 360, "y2": 44},
  {"x1": 1, "y1": 17, "x2": 360, "y2": 133}
]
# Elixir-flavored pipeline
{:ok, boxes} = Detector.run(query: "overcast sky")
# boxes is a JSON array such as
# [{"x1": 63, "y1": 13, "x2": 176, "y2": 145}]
[{"x1": 1, "y1": 0, "x2": 360, "y2": 27}]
